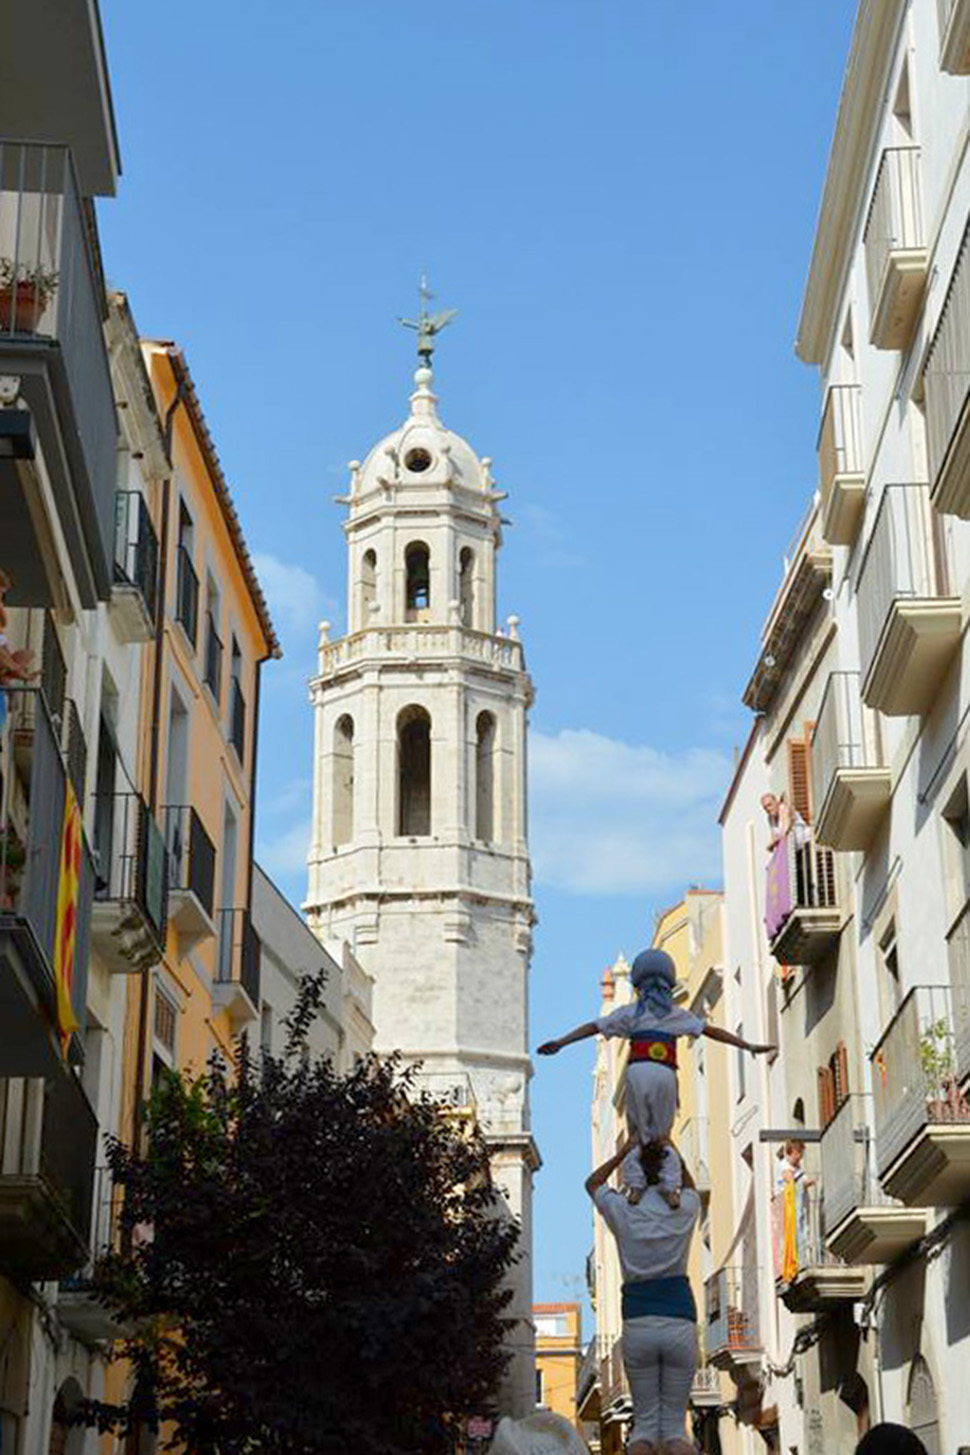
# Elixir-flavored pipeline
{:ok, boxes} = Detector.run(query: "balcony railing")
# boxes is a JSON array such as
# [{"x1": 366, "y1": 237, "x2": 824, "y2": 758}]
[
  {"x1": 818, "y1": 384, "x2": 865, "y2": 544},
  {"x1": 690, "y1": 1364, "x2": 721, "y2": 1406},
  {"x1": 947, "y1": 906, "x2": 970, "y2": 1081},
  {"x1": 216, "y1": 907, "x2": 261, "y2": 1020},
  {"x1": 230, "y1": 678, "x2": 246, "y2": 762},
  {"x1": 204, "y1": 612, "x2": 223, "y2": 702},
  {"x1": 317, "y1": 624, "x2": 525, "y2": 681},
  {"x1": 771, "y1": 1178, "x2": 832, "y2": 1280},
  {"x1": 113, "y1": 491, "x2": 159, "y2": 633},
  {"x1": 0, "y1": 1065, "x2": 98, "y2": 1279},
  {"x1": 872, "y1": 985, "x2": 970, "y2": 1179},
  {"x1": 0, "y1": 140, "x2": 117, "y2": 602},
  {"x1": 1, "y1": 687, "x2": 93, "y2": 1069},
  {"x1": 162, "y1": 805, "x2": 216, "y2": 918},
  {"x1": 63, "y1": 697, "x2": 87, "y2": 802},
  {"x1": 576, "y1": 1337, "x2": 600, "y2": 1411},
  {"x1": 812, "y1": 672, "x2": 890, "y2": 850},
  {"x1": 765, "y1": 828, "x2": 838, "y2": 965},
  {"x1": 705, "y1": 1266, "x2": 761, "y2": 1362},
  {"x1": 92, "y1": 792, "x2": 169, "y2": 968},
  {"x1": 938, "y1": 0, "x2": 970, "y2": 73},
  {"x1": 857, "y1": 484, "x2": 959, "y2": 715},
  {"x1": 821, "y1": 1094, "x2": 892, "y2": 1230},
  {"x1": 413, "y1": 1070, "x2": 478, "y2": 1114},
  {"x1": 863, "y1": 147, "x2": 927, "y2": 349},
  {"x1": 175, "y1": 544, "x2": 199, "y2": 648},
  {"x1": 40, "y1": 611, "x2": 66, "y2": 729},
  {"x1": 925, "y1": 219, "x2": 970, "y2": 517}
]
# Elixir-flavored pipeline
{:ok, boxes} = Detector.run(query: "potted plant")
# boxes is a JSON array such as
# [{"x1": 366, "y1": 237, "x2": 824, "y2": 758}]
[
  {"x1": 0, "y1": 825, "x2": 26, "y2": 910},
  {"x1": 0, "y1": 259, "x2": 58, "y2": 333},
  {"x1": 919, "y1": 1018, "x2": 967, "y2": 1120}
]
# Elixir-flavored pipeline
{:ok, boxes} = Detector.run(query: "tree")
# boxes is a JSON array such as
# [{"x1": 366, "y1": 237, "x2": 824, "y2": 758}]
[{"x1": 84, "y1": 975, "x2": 518, "y2": 1454}]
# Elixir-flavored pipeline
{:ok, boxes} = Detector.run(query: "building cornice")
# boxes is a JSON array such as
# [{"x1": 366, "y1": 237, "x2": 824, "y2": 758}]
[{"x1": 796, "y1": 0, "x2": 908, "y2": 367}]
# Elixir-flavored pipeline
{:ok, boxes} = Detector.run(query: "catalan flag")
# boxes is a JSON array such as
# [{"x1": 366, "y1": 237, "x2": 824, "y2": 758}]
[{"x1": 53, "y1": 780, "x2": 81, "y2": 1055}]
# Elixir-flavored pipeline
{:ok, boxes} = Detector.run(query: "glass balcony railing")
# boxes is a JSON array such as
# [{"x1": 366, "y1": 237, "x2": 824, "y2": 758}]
[{"x1": 871, "y1": 985, "x2": 970, "y2": 1178}]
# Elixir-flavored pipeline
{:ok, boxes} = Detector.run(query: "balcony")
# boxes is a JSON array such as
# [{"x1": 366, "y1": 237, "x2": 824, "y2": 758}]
[
  {"x1": 58, "y1": 1165, "x2": 130, "y2": 1345},
  {"x1": 599, "y1": 1336, "x2": 630, "y2": 1427},
  {"x1": 705, "y1": 1266, "x2": 761, "y2": 1370},
  {"x1": 111, "y1": 491, "x2": 158, "y2": 643},
  {"x1": 771, "y1": 1178, "x2": 866, "y2": 1311},
  {"x1": 162, "y1": 806, "x2": 216, "y2": 954},
  {"x1": 0, "y1": 687, "x2": 93, "y2": 1076},
  {"x1": 872, "y1": 985, "x2": 970, "y2": 1206},
  {"x1": 204, "y1": 612, "x2": 223, "y2": 703},
  {"x1": 0, "y1": 141, "x2": 117, "y2": 607},
  {"x1": 413, "y1": 1070, "x2": 478, "y2": 1122},
  {"x1": 821, "y1": 1093, "x2": 925, "y2": 1264},
  {"x1": 214, "y1": 907, "x2": 261, "y2": 1027},
  {"x1": 678, "y1": 1115, "x2": 710, "y2": 1198},
  {"x1": 91, "y1": 793, "x2": 168, "y2": 974},
  {"x1": 925, "y1": 218, "x2": 970, "y2": 519},
  {"x1": 316, "y1": 623, "x2": 526, "y2": 684},
  {"x1": 857, "y1": 485, "x2": 960, "y2": 716},
  {"x1": 690, "y1": 1364, "x2": 721, "y2": 1409},
  {"x1": 229, "y1": 678, "x2": 246, "y2": 763},
  {"x1": 939, "y1": 0, "x2": 970, "y2": 73},
  {"x1": 576, "y1": 1337, "x2": 601, "y2": 1425},
  {"x1": 812, "y1": 673, "x2": 891, "y2": 851},
  {"x1": 743, "y1": 508, "x2": 832, "y2": 713},
  {"x1": 175, "y1": 544, "x2": 199, "y2": 649},
  {"x1": 863, "y1": 147, "x2": 927, "y2": 350},
  {"x1": 0, "y1": 1064, "x2": 98, "y2": 1280},
  {"x1": 818, "y1": 385, "x2": 866, "y2": 545},
  {"x1": 766, "y1": 830, "x2": 839, "y2": 967}
]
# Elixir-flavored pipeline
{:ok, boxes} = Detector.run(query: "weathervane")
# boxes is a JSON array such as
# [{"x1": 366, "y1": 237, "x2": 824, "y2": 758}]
[{"x1": 399, "y1": 275, "x2": 458, "y2": 365}]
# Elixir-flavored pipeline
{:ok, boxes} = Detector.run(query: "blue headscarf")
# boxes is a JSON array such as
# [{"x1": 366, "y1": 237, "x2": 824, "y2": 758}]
[{"x1": 630, "y1": 948, "x2": 676, "y2": 1019}]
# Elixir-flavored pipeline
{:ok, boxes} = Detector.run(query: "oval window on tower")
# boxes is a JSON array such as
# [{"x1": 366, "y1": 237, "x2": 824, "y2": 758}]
[{"x1": 404, "y1": 446, "x2": 432, "y2": 473}]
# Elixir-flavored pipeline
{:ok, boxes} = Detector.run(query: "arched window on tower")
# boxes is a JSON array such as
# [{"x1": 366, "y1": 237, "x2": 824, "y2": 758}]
[
  {"x1": 405, "y1": 542, "x2": 431, "y2": 619},
  {"x1": 361, "y1": 549, "x2": 376, "y2": 624},
  {"x1": 907, "y1": 1355, "x2": 940, "y2": 1454},
  {"x1": 476, "y1": 711, "x2": 496, "y2": 843},
  {"x1": 333, "y1": 715, "x2": 355, "y2": 846},
  {"x1": 398, "y1": 707, "x2": 431, "y2": 836},
  {"x1": 459, "y1": 547, "x2": 475, "y2": 627}
]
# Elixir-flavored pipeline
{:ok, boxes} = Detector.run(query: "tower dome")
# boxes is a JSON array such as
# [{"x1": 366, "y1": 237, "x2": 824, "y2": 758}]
[{"x1": 353, "y1": 364, "x2": 492, "y2": 497}]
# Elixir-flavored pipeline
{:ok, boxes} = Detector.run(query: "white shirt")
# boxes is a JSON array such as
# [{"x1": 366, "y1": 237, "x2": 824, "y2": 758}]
[
  {"x1": 593, "y1": 1185, "x2": 700, "y2": 1282},
  {"x1": 595, "y1": 1003, "x2": 706, "y2": 1041}
]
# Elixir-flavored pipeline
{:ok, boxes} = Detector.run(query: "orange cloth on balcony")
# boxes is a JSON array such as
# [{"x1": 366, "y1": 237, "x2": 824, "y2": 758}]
[
  {"x1": 781, "y1": 1178, "x2": 799, "y2": 1284},
  {"x1": 53, "y1": 780, "x2": 81, "y2": 1055}
]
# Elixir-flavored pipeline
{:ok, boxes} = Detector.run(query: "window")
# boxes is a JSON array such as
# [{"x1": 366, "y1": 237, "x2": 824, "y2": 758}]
[
  {"x1": 817, "y1": 1044, "x2": 848, "y2": 1130},
  {"x1": 765, "y1": 976, "x2": 780, "y2": 1063},
  {"x1": 175, "y1": 502, "x2": 199, "y2": 647},
  {"x1": 405, "y1": 542, "x2": 431, "y2": 616},
  {"x1": 260, "y1": 1002, "x2": 273, "y2": 1056},
  {"x1": 736, "y1": 1024, "x2": 746, "y2": 1101},
  {"x1": 229, "y1": 637, "x2": 245, "y2": 761},
  {"x1": 879, "y1": 923, "x2": 902, "y2": 1018},
  {"x1": 333, "y1": 715, "x2": 355, "y2": 846},
  {"x1": 398, "y1": 707, "x2": 431, "y2": 836},
  {"x1": 787, "y1": 724, "x2": 815, "y2": 825},
  {"x1": 942, "y1": 775, "x2": 970, "y2": 920},
  {"x1": 154, "y1": 991, "x2": 177, "y2": 1059},
  {"x1": 535, "y1": 1367, "x2": 544, "y2": 1406},
  {"x1": 361, "y1": 548, "x2": 377, "y2": 621},
  {"x1": 475, "y1": 711, "x2": 495, "y2": 842},
  {"x1": 459, "y1": 546, "x2": 475, "y2": 627}
]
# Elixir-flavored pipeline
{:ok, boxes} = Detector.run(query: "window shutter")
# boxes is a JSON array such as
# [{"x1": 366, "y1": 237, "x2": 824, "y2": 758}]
[
  {"x1": 833, "y1": 1041, "x2": 850, "y2": 1109},
  {"x1": 788, "y1": 737, "x2": 812, "y2": 824},
  {"x1": 817, "y1": 1065, "x2": 835, "y2": 1128}
]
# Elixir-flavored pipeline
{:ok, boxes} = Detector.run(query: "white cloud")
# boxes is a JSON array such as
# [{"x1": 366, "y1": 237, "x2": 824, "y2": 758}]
[
  {"x1": 252, "y1": 553, "x2": 332, "y2": 637},
  {"x1": 257, "y1": 817, "x2": 312, "y2": 882},
  {"x1": 530, "y1": 728, "x2": 730, "y2": 896}
]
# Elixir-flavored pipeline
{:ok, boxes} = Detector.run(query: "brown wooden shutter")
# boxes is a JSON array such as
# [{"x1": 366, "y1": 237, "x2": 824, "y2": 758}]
[
  {"x1": 817, "y1": 1065, "x2": 835, "y2": 1128},
  {"x1": 788, "y1": 734, "x2": 813, "y2": 825},
  {"x1": 832, "y1": 1041, "x2": 850, "y2": 1109}
]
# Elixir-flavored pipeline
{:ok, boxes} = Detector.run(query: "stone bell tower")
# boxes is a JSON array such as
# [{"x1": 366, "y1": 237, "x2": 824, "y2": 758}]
[{"x1": 305, "y1": 297, "x2": 538, "y2": 1416}]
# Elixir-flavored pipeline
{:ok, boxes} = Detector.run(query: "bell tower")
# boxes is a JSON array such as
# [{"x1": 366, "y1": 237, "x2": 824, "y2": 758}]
[{"x1": 306, "y1": 298, "x2": 538, "y2": 1416}]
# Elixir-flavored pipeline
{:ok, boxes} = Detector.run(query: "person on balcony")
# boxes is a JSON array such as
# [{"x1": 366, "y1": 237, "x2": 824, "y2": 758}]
[
  {"x1": 539, "y1": 949, "x2": 774, "y2": 1201},
  {"x1": 0, "y1": 568, "x2": 38, "y2": 757},
  {"x1": 586, "y1": 1131, "x2": 701, "y2": 1454}
]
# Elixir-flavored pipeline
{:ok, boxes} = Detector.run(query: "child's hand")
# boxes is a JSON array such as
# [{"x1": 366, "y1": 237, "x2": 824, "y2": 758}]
[{"x1": 537, "y1": 1040, "x2": 561, "y2": 1056}]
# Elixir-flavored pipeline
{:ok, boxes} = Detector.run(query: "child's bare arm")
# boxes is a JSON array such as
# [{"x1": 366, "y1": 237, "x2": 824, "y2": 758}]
[
  {"x1": 585, "y1": 1130, "x2": 639, "y2": 1198},
  {"x1": 703, "y1": 1023, "x2": 776, "y2": 1056},
  {"x1": 537, "y1": 1021, "x2": 599, "y2": 1055}
]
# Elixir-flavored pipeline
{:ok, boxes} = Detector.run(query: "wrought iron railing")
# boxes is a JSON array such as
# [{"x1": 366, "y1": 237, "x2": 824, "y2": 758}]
[
  {"x1": 175, "y1": 544, "x2": 199, "y2": 648},
  {"x1": 863, "y1": 147, "x2": 925, "y2": 310},
  {"x1": 93, "y1": 791, "x2": 169, "y2": 947},
  {"x1": 162, "y1": 804, "x2": 216, "y2": 918},
  {"x1": 114, "y1": 491, "x2": 159, "y2": 623},
  {"x1": 818, "y1": 384, "x2": 864, "y2": 497},
  {"x1": 857, "y1": 485, "x2": 948, "y2": 687},
  {"x1": 820, "y1": 1092, "x2": 895, "y2": 1233},
  {"x1": 230, "y1": 678, "x2": 246, "y2": 761},
  {"x1": 216, "y1": 907, "x2": 261, "y2": 1009},
  {"x1": 771, "y1": 1177, "x2": 843, "y2": 1283},
  {"x1": 812, "y1": 672, "x2": 884, "y2": 817},
  {"x1": 871, "y1": 984, "x2": 970, "y2": 1176},
  {"x1": 925, "y1": 218, "x2": 970, "y2": 492},
  {"x1": 705, "y1": 1266, "x2": 761, "y2": 1356},
  {"x1": 0, "y1": 140, "x2": 117, "y2": 578},
  {"x1": 947, "y1": 906, "x2": 970, "y2": 1080},
  {"x1": 204, "y1": 612, "x2": 223, "y2": 701},
  {"x1": 0, "y1": 1068, "x2": 98, "y2": 1260}
]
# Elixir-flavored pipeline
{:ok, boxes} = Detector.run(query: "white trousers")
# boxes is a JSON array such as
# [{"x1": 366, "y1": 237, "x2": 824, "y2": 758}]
[
  {"x1": 622, "y1": 1315, "x2": 698, "y2": 1444},
  {"x1": 626, "y1": 1062, "x2": 679, "y2": 1142}
]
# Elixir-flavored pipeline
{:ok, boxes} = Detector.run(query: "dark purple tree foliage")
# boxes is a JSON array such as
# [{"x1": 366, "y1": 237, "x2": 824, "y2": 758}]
[{"x1": 81, "y1": 973, "x2": 518, "y2": 1454}]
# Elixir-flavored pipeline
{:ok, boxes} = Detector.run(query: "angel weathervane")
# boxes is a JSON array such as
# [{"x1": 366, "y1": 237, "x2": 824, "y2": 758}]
[{"x1": 399, "y1": 276, "x2": 458, "y2": 365}]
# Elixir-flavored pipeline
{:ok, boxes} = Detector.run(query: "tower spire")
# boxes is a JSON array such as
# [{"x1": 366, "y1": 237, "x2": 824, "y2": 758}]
[{"x1": 398, "y1": 274, "x2": 458, "y2": 367}]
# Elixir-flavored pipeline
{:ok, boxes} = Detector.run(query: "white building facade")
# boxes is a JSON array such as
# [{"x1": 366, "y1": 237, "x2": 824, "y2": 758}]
[{"x1": 305, "y1": 352, "x2": 539, "y2": 1416}]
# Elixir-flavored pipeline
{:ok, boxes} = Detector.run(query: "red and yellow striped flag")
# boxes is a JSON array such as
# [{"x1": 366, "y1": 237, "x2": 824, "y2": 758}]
[{"x1": 53, "y1": 780, "x2": 81, "y2": 1055}]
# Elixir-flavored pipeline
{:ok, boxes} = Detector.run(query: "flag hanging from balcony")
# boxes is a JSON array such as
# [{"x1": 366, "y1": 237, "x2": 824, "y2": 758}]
[{"x1": 53, "y1": 780, "x2": 81, "y2": 1054}]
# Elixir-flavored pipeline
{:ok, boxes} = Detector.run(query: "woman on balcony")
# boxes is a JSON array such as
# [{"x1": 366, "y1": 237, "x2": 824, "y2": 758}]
[{"x1": 586, "y1": 1132, "x2": 701, "y2": 1455}]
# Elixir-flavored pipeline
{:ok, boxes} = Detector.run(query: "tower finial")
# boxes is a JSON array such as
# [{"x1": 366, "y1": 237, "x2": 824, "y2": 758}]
[{"x1": 399, "y1": 274, "x2": 458, "y2": 366}]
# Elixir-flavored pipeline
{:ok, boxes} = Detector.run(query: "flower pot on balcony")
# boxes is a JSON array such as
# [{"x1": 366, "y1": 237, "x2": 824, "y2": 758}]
[{"x1": 0, "y1": 281, "x2": 46, "y2": 333}]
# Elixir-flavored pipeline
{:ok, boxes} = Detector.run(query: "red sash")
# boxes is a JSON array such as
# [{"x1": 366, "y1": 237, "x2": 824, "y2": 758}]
[{"x1": 628, "y1": 1038, "x2": 678, "y2": 1070}]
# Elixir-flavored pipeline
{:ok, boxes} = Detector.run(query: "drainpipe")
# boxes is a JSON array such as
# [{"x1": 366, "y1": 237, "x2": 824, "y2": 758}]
[{"x1": 246, "y1": 655, "x2": 267, "y2": 911}]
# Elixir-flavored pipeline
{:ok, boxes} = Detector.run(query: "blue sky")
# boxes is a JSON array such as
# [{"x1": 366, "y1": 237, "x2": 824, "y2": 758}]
[{"x1": 98, "y1": 1, "x2": 855, "y2": 1324}]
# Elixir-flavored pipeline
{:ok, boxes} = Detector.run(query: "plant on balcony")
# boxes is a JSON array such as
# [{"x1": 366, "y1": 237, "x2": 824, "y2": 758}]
[
  {"x1": 79, "y1": 972, "x2": 517, "y2": 1455},
  {"x1": 0, "y1": 825, "x2": 26, "y2": 910},
  {"x1": 919, "y1": 1019, "x2": 966, "y2": 1120},
  {"x1": 0, "y1": 259, "x2": 59, "y2": 332}
]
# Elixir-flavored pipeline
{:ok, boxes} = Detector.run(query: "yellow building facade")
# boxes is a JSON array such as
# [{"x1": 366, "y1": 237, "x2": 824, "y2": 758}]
[{"x1": 534, "y1": 1302, "x2": 583, "y2": 1428}]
